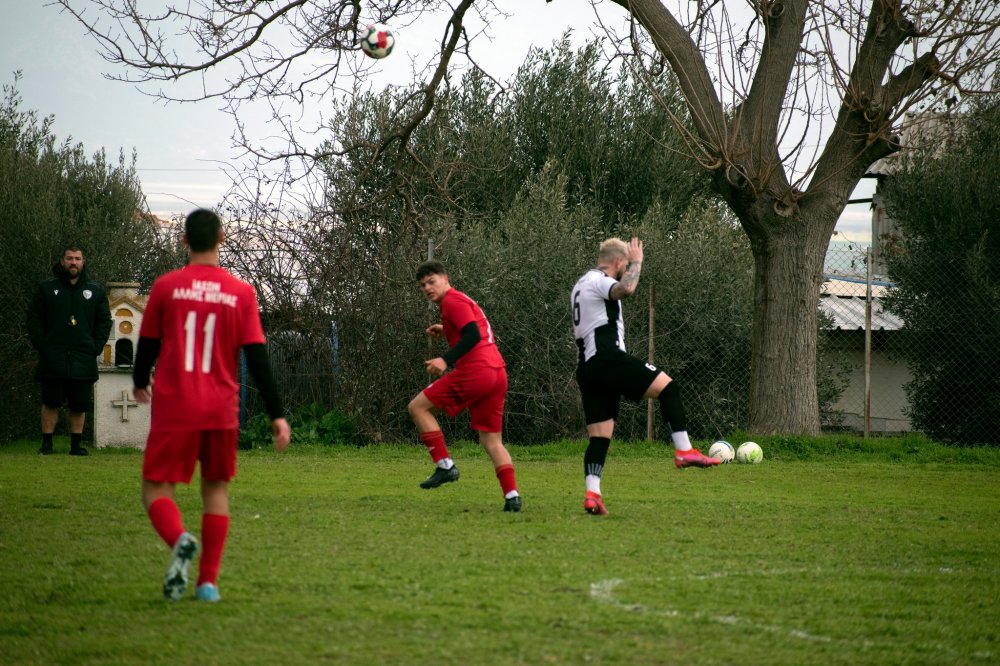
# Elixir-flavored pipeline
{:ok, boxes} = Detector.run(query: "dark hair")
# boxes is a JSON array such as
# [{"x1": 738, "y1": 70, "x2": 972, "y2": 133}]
[
  {"x1": 416, "y1": 260, "x2": 447, "y2": 281},
  {"x1": 185, "y1": 209, "x2": 222, "y2": 252},
  {"x1": 62, "y1": 245, "x2": 84, "y2": 256}
]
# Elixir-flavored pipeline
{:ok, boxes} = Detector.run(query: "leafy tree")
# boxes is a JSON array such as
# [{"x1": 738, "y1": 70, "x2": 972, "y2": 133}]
[
  {"x1": 307, "y1": 45, "x2": 757, "y2": 441},
  {"x1": 55, "y1": 0, "x2": 999, "y2": 434},
  {"x1": 0, "y1": 74, "x2": 179, "y2": 442},
  {"x1": 445, "y1": 173, "x2": 757, "y2": 442},
  {"x1": 882, "y1": 96, "x2": 1000, "y2": 444}
]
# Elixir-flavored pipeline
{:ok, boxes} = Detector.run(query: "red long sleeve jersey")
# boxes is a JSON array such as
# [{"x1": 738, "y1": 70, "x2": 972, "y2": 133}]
[
  {"x1": 439, "y1": 289, "x2": 505, "y2": 369},
  {"x1": 139, "y1": 264, "x2": 266, "y2": 431}
]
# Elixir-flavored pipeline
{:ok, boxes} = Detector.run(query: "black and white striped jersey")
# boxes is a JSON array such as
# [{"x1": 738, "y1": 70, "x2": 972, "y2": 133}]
[{"x1": 571, "y1": 269, "x2": 625, "y2": 363}]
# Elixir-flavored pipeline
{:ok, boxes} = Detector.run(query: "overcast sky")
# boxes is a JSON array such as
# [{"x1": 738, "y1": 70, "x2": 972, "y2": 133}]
[{"x1": 1, "y1": 2, "x2": 873, "y2": 240}]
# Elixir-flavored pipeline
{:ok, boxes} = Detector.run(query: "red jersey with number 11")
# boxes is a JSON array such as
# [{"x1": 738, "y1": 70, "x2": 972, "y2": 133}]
[{"x1": 139, "y1": 264, "x2": 266, "y2": 431}]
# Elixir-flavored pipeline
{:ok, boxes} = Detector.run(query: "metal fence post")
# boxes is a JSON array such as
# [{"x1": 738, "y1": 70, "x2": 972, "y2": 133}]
[
  {"x1": 647, "y1": 283, "x2": 656, "y2": 441},
  {"x1": 864, "y1": 247, "x2": 872, "y2": 438}
]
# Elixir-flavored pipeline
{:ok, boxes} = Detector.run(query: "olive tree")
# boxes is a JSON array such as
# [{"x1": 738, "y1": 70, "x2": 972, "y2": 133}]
[
  {"x1": 882, "y1": 95, "x2": 1000, "y2": 444},
  {"x1": 0, "y1": 74, "x2": 179, "y2": 442}
]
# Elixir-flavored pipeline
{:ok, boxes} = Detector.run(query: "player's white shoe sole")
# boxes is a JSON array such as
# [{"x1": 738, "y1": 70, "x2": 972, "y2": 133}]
[{"x1": 163, "y1": 532, "x2": 199, "y2": 601}]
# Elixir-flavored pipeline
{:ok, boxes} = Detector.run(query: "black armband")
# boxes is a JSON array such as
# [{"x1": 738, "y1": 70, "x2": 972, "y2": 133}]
[
  {"x1": 132, "y1": 336, "x2": 161, "y2": 389},
  {"x1": 441, "y1": 321, "x2": 481, "y2": 367},
  {"x1": 243, "y1": 343, "x2": 285, "y2": 420}
]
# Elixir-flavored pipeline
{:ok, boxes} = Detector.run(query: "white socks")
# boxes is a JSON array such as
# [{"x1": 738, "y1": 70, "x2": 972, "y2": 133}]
[{"x1": 671, "y1": 431, "x2": 692, "y2": 451}]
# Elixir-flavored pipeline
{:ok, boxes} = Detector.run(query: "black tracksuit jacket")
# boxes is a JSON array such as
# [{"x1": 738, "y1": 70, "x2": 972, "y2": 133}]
[{"x1": 26, "y1": 264, "x2": 113, "y2": 381}]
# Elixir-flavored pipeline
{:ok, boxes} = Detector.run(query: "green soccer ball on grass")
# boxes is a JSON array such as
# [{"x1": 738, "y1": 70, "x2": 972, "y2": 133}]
[{"x1": 736, "y1": 441, "x2": 763, "y2": 464}]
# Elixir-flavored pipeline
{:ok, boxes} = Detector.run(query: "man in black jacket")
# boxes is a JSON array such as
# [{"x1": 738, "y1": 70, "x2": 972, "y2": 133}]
[{"x1": 26, "y1": 246, "x2": 113, "y2": 455}]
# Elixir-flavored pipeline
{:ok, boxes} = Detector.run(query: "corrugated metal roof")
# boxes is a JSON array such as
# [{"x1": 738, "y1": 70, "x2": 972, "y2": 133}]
[{"x1": 819, "y1": 294, "x2": 903, "y2": 331}]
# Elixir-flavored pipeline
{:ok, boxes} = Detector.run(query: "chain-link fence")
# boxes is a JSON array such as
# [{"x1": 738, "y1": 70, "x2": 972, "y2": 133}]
[
  {"x1": 3, "y1": 234, "x2": 997, "y2": 446},
  {"x1": 823, "y1": 239, "x2": 1000, "y2": 443},
  {"x1": 822, "y1": 241, "x2": 909, "y2": 435},
  {"x1": 234, "y1": 232, "x2": 991, "y2": 445}
]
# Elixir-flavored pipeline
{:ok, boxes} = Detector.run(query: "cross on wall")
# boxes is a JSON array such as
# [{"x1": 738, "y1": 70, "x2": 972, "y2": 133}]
[{"x1": 111, "y1": 390, "x2": 138, "y2": 422}]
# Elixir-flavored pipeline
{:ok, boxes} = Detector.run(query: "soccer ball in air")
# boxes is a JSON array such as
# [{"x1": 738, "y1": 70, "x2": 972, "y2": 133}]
[
  {"x1": 360, "y1": 24, "x2": 395, "y2": 59},
  {"x1": 736, "y1": 441, "x2": 763, "y2": 464},
  {"x1": 708, "y1": 440, "x2": 735, "y2": 464}
]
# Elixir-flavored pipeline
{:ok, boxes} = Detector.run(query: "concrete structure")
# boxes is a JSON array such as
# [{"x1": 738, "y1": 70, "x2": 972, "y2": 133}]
[
  {"x1": 820, "y1": 278, "x2": 912, "y2": 433},
  {"x1": 94, "y1": 282, "x2": 149, "y2": 448}
]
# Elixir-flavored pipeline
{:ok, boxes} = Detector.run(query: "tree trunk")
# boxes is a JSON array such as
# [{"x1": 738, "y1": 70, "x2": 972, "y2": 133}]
[{"x1": 746, "y1": 217, "x2": 829, "y2": 435}]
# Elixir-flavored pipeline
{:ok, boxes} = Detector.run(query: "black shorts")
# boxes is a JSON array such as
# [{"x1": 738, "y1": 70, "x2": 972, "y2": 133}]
[
  {"x1": 576, "y1": 350, "x2": 662, "y2": 424},
  {"x1": 40, "y1": 378, "x2": 95, "y2": 413}
]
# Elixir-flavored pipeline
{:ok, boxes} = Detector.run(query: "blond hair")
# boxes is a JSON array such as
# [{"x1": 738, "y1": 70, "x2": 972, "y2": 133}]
[{"x1": 598, "y1": 238, "x2": 628, "y2": 263}]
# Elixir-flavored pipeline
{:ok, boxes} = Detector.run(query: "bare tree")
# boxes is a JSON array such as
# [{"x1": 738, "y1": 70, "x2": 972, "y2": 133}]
[
  {"x1": 54, "y1": 0, "x2": 999, "y2": 434},
  {"x1": 606, "y1": 0, "x2": 998, "y2": 433}
]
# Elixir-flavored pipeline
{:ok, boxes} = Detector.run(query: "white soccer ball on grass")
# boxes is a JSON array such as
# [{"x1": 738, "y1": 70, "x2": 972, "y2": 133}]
[
  {"x1": 708, "y1": 440, "x2": 735, "y2": 463},
  {"x1": 736, "y1": 441, "x2": 763, "y2": 464}
]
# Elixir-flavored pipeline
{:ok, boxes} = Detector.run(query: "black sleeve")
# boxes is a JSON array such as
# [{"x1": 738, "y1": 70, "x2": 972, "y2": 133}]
[
  {"x1": 132, "y1": 336, "x2": 161, "y2": 389},
  {"x1": 243, "y1": 343, "x2": 285, "y2": 420},
  {"x1": 441, "y1": 321, "x2": 481, "y2": 367}
]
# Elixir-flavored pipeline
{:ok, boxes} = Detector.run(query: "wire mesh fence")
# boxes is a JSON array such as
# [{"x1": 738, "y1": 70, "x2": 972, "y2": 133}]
[
  {"x1": 2, "y1": 235, "x2": 997, "y2": 446},
  {"x1": 822, "y1": 239, "x2": 1000, "y2": 443},
  {"x1": 822, "y1": 241, "x2": 910, "y2": 435},
  {"x1": 233, "y1": 235, "x2": 998, "y2": 445}
]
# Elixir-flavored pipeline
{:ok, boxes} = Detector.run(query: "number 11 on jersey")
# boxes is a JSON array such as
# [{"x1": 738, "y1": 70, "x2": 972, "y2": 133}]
[{"x1": 184, "y1": 311, "x2": 217, "y2": 373}]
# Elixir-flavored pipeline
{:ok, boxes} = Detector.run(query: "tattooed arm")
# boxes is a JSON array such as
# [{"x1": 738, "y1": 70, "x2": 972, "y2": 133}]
[{"x1": 609, "y1": 237, "x2": 644, "y2": 300}]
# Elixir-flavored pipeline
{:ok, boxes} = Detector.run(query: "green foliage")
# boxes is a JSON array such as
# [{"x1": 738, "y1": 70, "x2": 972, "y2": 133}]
[
  {"x1": 239, "y1": 403, "x2": 359, "y2": 449},
  {"x1": 2, "y1": 441, "x2": 999, "y2": 664},
  {"x1": 309, "y1": 41, "x2": 753, "y2": 442},
  {"x1": 293, "y1": 39, "x2": 855, "y2": 443},
  {"x1": 883, "y1": 95, "x2": 1000, "y2": 444},
  {"x1": 419, "y1": 168, "x2": 755, "y2": 442},
  {"x1": 723, "y1": 430, "x2": 999, "y2": 462},
  {"x1": 503, "y1": 38, "x2": 707, "y2": 226},
  {"x1": 0, "y1": 73, "x2": 182, "y2": 442}
]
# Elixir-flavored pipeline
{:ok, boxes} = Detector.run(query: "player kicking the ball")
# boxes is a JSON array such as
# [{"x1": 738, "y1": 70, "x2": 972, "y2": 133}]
[
  {"x1": 571, "y1": 237, "x2": 718, "y2": 516},
  {"x1": 132, "y1": 209, "x2": 290, "y2": 602},
  {"x1": 407, "y1": 261, "x2": 522, "y2": 512}
]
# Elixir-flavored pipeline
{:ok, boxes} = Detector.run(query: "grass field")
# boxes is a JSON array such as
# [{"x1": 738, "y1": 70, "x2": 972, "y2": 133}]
[{"x1": 1, "y1": 436, "x2": 998, "y2": 665}]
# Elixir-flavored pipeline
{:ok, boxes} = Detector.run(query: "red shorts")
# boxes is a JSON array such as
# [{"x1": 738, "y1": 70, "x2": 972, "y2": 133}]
[
  {"x1": 142, "y1": 429, "x2": 238, "y2": 484},
  {"x1": 422, "y1": 364, "x2": 507, "y2": 433}
]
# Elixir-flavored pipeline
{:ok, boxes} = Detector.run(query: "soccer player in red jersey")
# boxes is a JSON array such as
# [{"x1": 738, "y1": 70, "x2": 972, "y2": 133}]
[
  {"x1": 132, "y1": 209, "x2": 291, "y2": 602},
  {"x1": 407, "y1": 261, "x2": 522, "y2": 512}
]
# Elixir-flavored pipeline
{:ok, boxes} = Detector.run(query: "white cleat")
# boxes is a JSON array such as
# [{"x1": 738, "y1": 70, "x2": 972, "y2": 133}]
[{"x1": 163, "y1": 532, "x2": 199, "y2": 601}]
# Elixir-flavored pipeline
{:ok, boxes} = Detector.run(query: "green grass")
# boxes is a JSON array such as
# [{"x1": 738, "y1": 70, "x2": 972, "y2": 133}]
[{"x1": 1, "y1": 437, "x2": 998, "y2": 665}]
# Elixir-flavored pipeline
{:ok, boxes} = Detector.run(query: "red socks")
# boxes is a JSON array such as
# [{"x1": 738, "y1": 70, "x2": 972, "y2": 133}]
[
  {"x1": 147, "y1": 497, "x2": 185, "y2": 548},
  {"x1": 421, "y1": 432, "x2": 518, "y2": 497},
  {"x1": 147, "y1": 499, "x2": 230, "y2": 586},
  {"x1": 198, "y1": 513, "x2": 230, "y2": 586},
  {"x1": 420, "y1": 430, "x2": 450, "y2": 463},
  {"x1": 495, "y1": 464, "x2": 518, "y2": 496}
]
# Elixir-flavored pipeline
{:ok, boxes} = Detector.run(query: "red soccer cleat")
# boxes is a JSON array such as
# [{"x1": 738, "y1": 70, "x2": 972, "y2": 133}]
[
  {"x1": 583, "y1": 491, "x2": 608, "y2": 516},
  {"x1": 674, "y1": 448, "x2": 721, "y2": 469}
]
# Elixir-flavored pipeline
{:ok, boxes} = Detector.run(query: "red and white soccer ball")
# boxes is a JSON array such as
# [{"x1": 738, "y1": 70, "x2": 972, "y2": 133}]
[{"x1": 360, "y1": 23, "x2": 395, "y2": 59}]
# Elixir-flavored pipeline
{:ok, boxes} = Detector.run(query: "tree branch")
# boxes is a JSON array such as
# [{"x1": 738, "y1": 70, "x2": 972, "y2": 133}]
[
  {"x1": 738, "y1": 0, "x2": 810, "y2": 170},
  {"x1": 609, "y1": 0, "x2": 728, "y2": 151}
]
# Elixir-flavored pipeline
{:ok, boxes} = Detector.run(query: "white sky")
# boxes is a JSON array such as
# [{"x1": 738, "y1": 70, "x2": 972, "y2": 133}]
[{"x1": 0, "y1": 1, "x2": 872, "y2": 240}]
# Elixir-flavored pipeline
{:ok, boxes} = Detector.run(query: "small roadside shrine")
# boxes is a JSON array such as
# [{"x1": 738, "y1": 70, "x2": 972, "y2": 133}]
[{"x1": 94, "y1": 282, "x2": 149, "y2": 449}]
